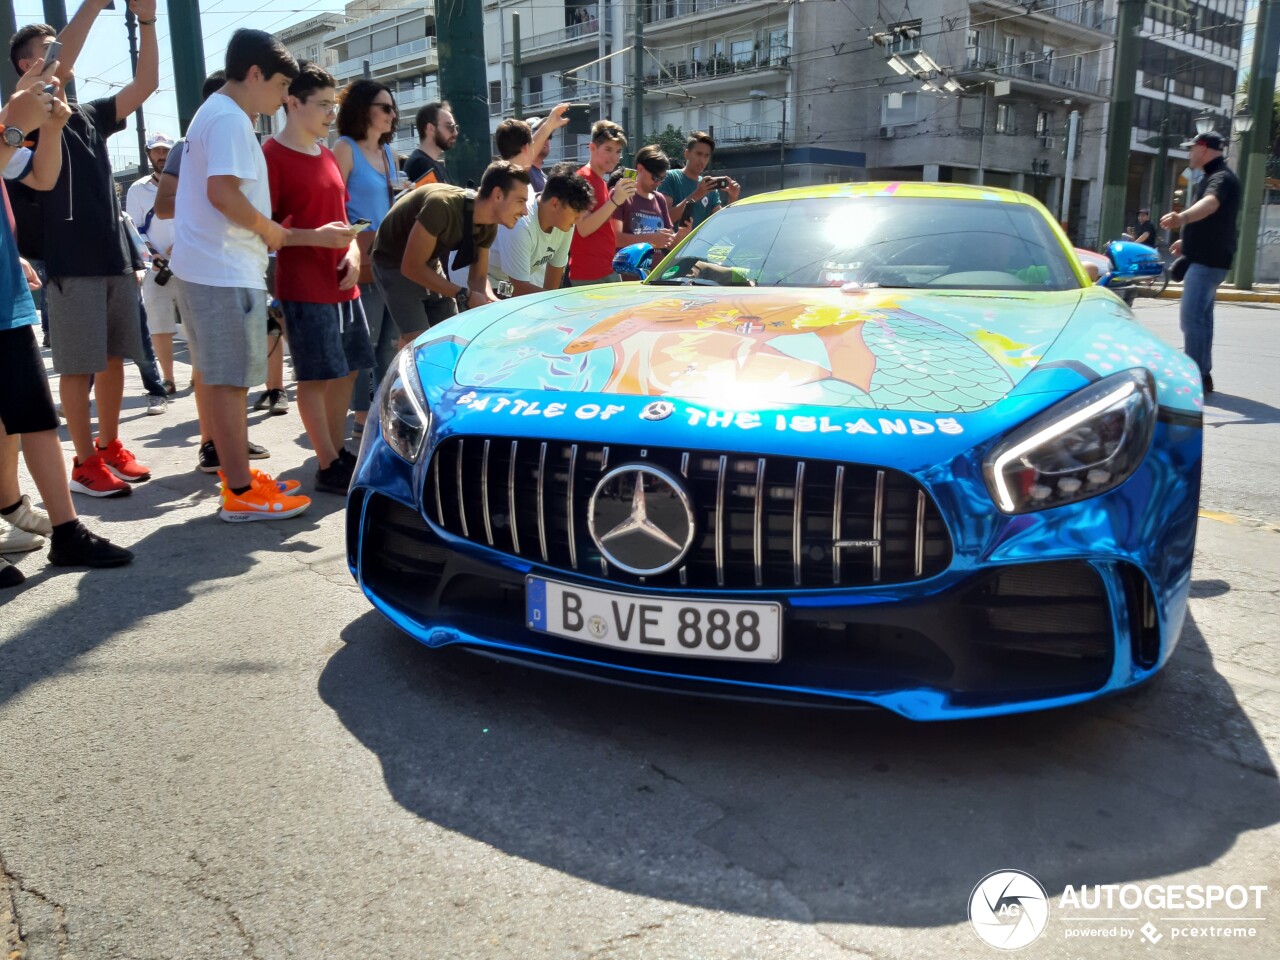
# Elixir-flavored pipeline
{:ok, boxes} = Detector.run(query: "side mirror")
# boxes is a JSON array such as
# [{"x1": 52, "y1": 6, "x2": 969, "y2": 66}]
[{"x1": 612, "y1": 242, "x2": 655, "y2": 280}]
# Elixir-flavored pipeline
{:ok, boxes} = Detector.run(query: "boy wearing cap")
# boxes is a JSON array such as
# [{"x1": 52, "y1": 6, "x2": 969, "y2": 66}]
[
  {"x1": 1160, "y1": 130, "x2": 1240, "y2": 394},
  {"x1": 1128, "y1": 209, "x2": 1156, "y2": 248},
  {"x1": 126, "y1": 131, "x2": 180, "y2": 394}
]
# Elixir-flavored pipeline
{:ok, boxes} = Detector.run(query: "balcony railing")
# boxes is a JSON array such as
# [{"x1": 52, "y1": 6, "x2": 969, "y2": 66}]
[
  {"x1": 716, "y1": 121, "x2": 783, "y2": 145},
  {"x1": 963, "y1": 45, "x2": 1099, "y2": 94},
  {"x1": 642, "y1": 0, "x2": 768, "y2": 27},
  {"x1": 334, "y1": 36, "x2": 436, "y2": 78},
  {"x1": 979, "y1": 0, "x2": 1110, "y2": 32},
  {"x1": 502, "y1": 20, "x2": 599, "y2": 58},
  {"x1": 645, "y1": 46, "x2": 789, "y2": 86}
]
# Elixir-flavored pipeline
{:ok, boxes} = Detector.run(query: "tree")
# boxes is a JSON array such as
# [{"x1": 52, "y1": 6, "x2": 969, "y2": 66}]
[{"x1": 651, "y1": 123, "x2": 685, "y2": 162}]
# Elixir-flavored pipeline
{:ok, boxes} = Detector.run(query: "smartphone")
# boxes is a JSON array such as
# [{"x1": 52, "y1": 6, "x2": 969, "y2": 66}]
[
  {"x1": 705, "y1": 176, "x2": 730, "y2": 190},
  {"x1": 43, "y1": 40, "x2": 61, "y2": 70},
  {"x1": 565, "y1": 103, "x2": 592, "y2": 136},
  {"x1": 622, "y1": 167, "x2": 638, "y2": 180},
  {"x1": 350, "y1": 218, "x2": 372, "y2": 230}
]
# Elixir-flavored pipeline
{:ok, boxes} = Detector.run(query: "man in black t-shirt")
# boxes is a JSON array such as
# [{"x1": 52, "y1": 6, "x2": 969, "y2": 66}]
[
  {"x1": 10, "y1": 0, "x2": 160, "y2": 498},
  {"x1": 1128, "y1": 209, "x2": 1156, "y2": 248},
  {"x1": 1161, "y1": 131, "x2": 1240, "y2": 394},
  {"x1": 403, "y1": 101, "x2": 456, "y2": 186}
]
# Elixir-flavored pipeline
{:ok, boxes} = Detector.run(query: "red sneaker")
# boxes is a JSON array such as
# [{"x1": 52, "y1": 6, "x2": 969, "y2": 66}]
[
  {"x1": 96, "y1": 437, "x2": 151, "y2": 482},
  {"x1": 70, "y1": 455, "x2": 132, "y2": 498}
]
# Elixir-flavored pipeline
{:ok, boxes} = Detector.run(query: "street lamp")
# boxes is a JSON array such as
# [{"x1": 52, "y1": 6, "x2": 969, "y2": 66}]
[
  {"x1": 1232, "y1": 110, "x2": 1254, "y2": 135},
  {"x1": 750, "y1": 89, "x2": 787, "y2": 190},
  {"x1": 1194, "y1": 113, "x2": 1216, "y2": 135}
]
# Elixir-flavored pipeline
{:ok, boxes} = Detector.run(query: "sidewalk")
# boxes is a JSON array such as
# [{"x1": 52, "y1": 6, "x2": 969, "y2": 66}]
[{"x1": 1152, "y1": 282, "x2": 1280, "y2": 303}]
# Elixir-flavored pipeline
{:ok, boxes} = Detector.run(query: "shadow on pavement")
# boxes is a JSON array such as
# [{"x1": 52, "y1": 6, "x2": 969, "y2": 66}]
[
  {"x1": 1204, "y1": 391, "x2": 1280, "y2": 426},
  {"x1": 319, "y1": 608, "x2": 1279, "y2": 926}
]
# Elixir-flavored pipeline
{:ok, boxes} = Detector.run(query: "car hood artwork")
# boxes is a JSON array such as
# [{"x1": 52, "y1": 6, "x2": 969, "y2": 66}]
[{"x1": 434, "y1": 284, "x2": 1088, "y2": 414}]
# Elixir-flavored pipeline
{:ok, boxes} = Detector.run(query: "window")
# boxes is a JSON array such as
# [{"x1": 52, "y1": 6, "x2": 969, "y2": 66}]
[
  {"x1": 767, "y1": 28, "x2": 788, "y2": 65},
  {"x1": 889, "y1": 20, "x2": 921, "y2": 55},
  {"x1": 996, "y1": 103, "x2": 1015, "y2": 134},
  {"x1": 1002, "y1": 35, "x2": 1016, "y2": 64},
  {"x1": 1036, "y1": 110, "x2": 1052, "y2": 145},
  {"x1": 372, "y1": 27, "x2": 397, "y2": 53},
  {"x1": 489, "y1": 80, "x2": 502, "y2": 106},
  {"x1": 730, "y1": 39, "x2": 753, "y2": 65},
  {"x1": 346, "y1": 36, "x2": 371, "y2": 58},
  {"x1": 965, "y1": 29, "x2": 980, "y2": 66},
  {"x1": 882, "y1": 91, "x2": 918, "y2": 126}
]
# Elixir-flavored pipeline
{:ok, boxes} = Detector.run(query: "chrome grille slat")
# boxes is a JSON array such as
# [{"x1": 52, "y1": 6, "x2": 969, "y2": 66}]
[
  {"x1": 832, "y1": 464, "x2": 845, "y2": 585},
  {"x1": 567, "y1": 443, "x2": 579, "y2": 570},
  {"x1": 426, "y1": 438, "x2": 950, "y2": 590},
  {"x1": 753, "y1": 458, "x2": 766, "y2": 588},
  {"x1": 792, "y1": 461, "x2": 805, "y2": 586},
  {"x1": 481, "y1": 439, "x2": 494, "y2": 546},
  {"x1": 536, "y1": 442, "x2": 548, "y2": 562},
  {"x1": 715, "y1": 454, "x2": 727, "y2": 587},
  {"x1": 508, "y1": 440, "x2": 520, "y2": 555}
]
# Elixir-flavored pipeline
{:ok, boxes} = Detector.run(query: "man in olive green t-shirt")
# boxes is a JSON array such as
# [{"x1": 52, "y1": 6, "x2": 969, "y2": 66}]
[{"x1": 372, "y1": 161, "x2": 531, "y2": 347}]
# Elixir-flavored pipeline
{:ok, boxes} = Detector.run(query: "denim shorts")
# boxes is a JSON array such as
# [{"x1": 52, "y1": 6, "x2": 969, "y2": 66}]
[{"x1": 280, "y1": 298, "x2": 375, "y2": 382}]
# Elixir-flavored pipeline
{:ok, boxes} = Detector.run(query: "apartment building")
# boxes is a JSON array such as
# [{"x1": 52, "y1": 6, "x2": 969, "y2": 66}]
[{"x1": 260, "y1": 12, "x2": 347, "y2": 138}]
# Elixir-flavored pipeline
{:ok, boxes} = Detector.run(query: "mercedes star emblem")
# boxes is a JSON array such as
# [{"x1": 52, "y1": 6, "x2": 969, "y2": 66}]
[
  {"x1": 588, "y1": 464, "x2": 695, "y2": 575},
  {"x1": 640, "y1": 401, "x2": 675, "y2": 421}
]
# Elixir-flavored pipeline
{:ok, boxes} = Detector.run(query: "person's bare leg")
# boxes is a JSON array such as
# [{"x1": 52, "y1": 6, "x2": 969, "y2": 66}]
[
  {"x1": 204, "y1": 385, "x2": 252, "y2": 489},
  {"x1": 152, "y1": 333, "x2": 175, "y2": 385},
  {"x1": 327, "y1": 372, "x2": 357, "y2": 452},
  {"x1": 0, "y1": 428, "x2": 21, "y2": 507},
  {"x1": 93, "y1": 356, "x2": 125, "y2": 447},
  {"x1": 296, "y1": 380, "x2": 339, "y2": 469},
  {"x1": 19, "y1": 430, "x2": 76, "y2": 527},
  {"x1": 59, "y1": 372, "x2": 96, "y2": 462}
]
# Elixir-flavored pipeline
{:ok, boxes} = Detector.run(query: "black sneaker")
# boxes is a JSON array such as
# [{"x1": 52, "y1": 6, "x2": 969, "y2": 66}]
[
  {"x1": 252, "y1": 390, "x2": 272, "y2": 411},
  {"x1": 0, "y1": 557, "x2": 25, "y2": 589},
  {"x1": 1203, "y1": 373, "x2": 1214, "y2": 394},
  {"x1": 338, "y1": 447, "x2": 356, "y2": 466},
  {"x1": 48, "y1": 522, "x2": 134, "y2": 568},
  {"x1": 314, "y1": 455, "x2": 354, "y2": 495},
  {"x1": 248, "y1": 440, "x2": 271, "y2": 460},
  {"x1": 268, "y1": 389, "x2": 290, "y2": 416},
  {"x1": 197, "y1": 439, "x2": 220, "y2": 474}
]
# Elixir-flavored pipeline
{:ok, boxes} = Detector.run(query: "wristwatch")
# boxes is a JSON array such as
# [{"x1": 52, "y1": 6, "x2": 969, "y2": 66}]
[{"x1": 1, "y1": 125, "x2": 26, "y2": 148}]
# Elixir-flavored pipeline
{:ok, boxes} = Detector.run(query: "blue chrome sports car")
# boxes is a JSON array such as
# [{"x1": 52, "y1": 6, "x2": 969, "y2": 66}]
[{"x1": 346, "y1": 182, "x2": 1203, "y2": 720}]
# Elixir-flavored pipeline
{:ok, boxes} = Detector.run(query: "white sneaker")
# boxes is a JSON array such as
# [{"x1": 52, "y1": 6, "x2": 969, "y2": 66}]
[
  {"x1": 0, "y1": 521, "x2": 44, "y2": 553},
  {"x1": 4, "y1": 495, "x2": 52, "y2": 535},
  {"x1": 147, "y1": 395, "x2": 167, "y2": 416}
]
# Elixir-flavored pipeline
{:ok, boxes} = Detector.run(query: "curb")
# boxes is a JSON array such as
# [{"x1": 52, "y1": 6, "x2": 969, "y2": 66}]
[{"x1": 1153, "y1": 285, "x2": 1280, "y2": 303}]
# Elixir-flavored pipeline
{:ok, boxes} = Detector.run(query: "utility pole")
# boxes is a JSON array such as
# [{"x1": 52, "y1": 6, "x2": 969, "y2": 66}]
[
  {"x1": 435, "y1": 0, "x2": 489, "y2": 187},
  {"x1": 1099, "y1": 0, "x2": 1144, "y2": 244},
  {"x1": 1062, "y1": 110, "x2": 1080, "y2": 236},
  {"x1": 167, "y1": 0, "x2": 206, "y2": 135},
  {"x1": 511, "y1": 13, "x2": 522, "y2": 120},
  {"x1": 632, "y1": 4, "x2": 643, "y2": 146},
  {"x1": 1233, "y1": 0, "x2": 1280, "y2": 290},
  {"x1": 125, "y1": 8, "x2": 148, "y2": 176}
]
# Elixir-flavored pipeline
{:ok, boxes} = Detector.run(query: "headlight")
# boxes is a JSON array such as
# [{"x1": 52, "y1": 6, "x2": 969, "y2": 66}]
[
  {"x1": 984, "y1": 368, "x2": 1156, "y2": 514},
  {"x1": 378, "y1": 348, "x2": 430, "y2": 463}
]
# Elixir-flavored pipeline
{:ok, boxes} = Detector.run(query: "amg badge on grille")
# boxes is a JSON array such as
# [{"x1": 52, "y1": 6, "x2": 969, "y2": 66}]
[{"x1": 588, "y1": 464, "x2": 695, "y2": 575}]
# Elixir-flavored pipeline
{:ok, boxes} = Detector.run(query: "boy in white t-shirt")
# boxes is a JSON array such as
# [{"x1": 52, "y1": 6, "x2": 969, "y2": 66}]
[
  {"x1": 448, "y1": 165, "x2": 594, "y2": 297},
  {"x1": 169, "y1": 29, "x2": 311, "y2": 522}
]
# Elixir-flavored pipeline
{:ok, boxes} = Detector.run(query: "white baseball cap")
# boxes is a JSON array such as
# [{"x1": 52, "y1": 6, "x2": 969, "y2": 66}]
[{"x1": 145, "y1": 132, "x2": 175, "y2": 150}]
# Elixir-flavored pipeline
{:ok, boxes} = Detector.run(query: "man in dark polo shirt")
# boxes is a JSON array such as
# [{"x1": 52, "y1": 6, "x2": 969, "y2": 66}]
[
  {"x1": 10, "y1": 0, "x2": 160, "y2": 497},
  {"x1": 371, "y1": 161, "x2": 531, "y2": 348},
  {"x1": 1161, "y1": 130, "x2": 1240, "y2": 394}
]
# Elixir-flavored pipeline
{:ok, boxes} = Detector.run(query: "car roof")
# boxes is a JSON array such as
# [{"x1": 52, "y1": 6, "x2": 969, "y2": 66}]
[{"x1": 732, "y1": 181, "x2": 1041, "y2": 208}]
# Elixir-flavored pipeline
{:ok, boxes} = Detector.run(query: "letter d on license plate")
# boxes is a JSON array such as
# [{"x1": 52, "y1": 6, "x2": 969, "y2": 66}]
[{"x1": 526, "y1": 576, "x2": 781, "y2": 662}]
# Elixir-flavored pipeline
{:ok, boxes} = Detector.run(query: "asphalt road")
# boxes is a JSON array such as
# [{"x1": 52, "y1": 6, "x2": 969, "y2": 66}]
[{"x1": 2, "y1": 298, "x2": 1278, "y2": 959}]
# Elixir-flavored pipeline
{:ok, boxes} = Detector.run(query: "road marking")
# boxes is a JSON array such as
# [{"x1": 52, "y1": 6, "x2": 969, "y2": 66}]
[{"x1": 1199, "y1": 509, "x2": 1280, "y2": 533}]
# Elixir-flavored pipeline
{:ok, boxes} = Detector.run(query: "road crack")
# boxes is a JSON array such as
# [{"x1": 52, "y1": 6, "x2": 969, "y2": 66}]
[
  {"x1": 183, "y1": 852, "x2": 261, "y2": 960},
  {"x1": 0, "y1": 849, "x2": 72, "y2": 959}
]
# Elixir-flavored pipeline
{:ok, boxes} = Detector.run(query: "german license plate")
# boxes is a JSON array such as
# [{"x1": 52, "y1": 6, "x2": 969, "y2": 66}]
[{"x1": 526, "y1": 577, "x2": 781, "y2": 662}]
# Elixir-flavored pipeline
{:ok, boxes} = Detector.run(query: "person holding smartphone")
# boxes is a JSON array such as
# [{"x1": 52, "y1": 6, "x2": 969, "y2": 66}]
[
  {"x1": 659, "y1": 130, "x2": 741, "y2": 230},
  {"x1": 568, "y1": 119, "x2": 636, "y2": 285},
  {"x1": 264, "y1": 62, "x2": 372, "y2": 495},
  {"x1": 613, "y1": 146, "x2": 689, "y2": 262}
]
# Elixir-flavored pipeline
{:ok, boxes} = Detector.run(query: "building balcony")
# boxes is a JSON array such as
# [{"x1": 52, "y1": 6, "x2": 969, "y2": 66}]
[
  {"x1": 645, "y1": 46, "x2": 789, "y2": 90},
  {"x1": 973, "y1": 0, "x2": 1112, "y2": 36},
  {"x1": 716, "y1": 121, "x2": 783, "y2": 146},
  {"x1": 488, "y1": 91, "x2": 594, "y2": 119},
  {"x1": 961, "y1": 45, "x2": 1105, "y2": 98},
  {"x1": 333, "y1": 36, "x2": 437, "y2": 81},
  {"x1": 502, "y1": 20, "x2": 599, "y2": 59},
  {"x1": 641, "y1": 0, "x2": 774, "y2": 30}
]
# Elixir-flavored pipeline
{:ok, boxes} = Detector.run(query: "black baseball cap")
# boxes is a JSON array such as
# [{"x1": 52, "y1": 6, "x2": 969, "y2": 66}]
[{"x1": 1180, "y1": 130, "x2": 1226, "y2": 150}]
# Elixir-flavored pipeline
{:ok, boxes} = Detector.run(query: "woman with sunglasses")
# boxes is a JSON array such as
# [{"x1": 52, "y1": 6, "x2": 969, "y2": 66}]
[{"x1": 332, "y1": 79, "x2": 401, "y2": 437}]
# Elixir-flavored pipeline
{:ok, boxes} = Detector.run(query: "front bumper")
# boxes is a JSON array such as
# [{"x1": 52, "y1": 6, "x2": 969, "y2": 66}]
[{"x1": 347, "y1": 418, "x2": 1200, "y2": 721}]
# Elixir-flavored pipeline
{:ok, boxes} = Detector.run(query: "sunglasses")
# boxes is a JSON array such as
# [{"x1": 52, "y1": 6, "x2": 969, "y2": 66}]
[{"x1": 372, "y1": 102, "x2": 397, "y2": 115}]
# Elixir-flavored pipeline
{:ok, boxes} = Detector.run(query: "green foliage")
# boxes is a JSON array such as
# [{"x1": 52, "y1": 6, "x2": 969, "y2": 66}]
[{"x1": 649, "y1": 124, "x2": 686, "y2": 163}]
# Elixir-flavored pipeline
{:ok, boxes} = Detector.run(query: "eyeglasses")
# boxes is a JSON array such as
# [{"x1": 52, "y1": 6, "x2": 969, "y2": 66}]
[
  {"x1": 310, "y1": 100, "x2": 337, "y2": 114},
  {"x1": 372, "y1": 102, "x2": 397, "y2": 115},
  {"x1": 439, "y1": 122, "x2": 459, "y2": 132}
]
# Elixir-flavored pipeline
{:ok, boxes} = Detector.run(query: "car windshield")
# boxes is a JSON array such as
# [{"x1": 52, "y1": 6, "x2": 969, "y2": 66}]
[{"x1": 648, "y1": 195, "x2": 1080, "y2": 291}]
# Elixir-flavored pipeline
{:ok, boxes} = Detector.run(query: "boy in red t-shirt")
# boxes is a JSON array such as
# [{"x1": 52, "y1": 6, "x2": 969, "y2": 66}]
[
  {"x1": 568, "y1": 120, "x2": 636, "y2": 284},
  {"x1": 264, "y1": 63, "x2": 371, "y2": 494}
]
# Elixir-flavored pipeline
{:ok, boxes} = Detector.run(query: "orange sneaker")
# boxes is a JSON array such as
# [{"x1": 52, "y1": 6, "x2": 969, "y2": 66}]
[
  {"x1": 217, "y1": 469, "x2": 302, "y2": 497},
  {"x1": 218, "y1": 472, "x2": 311, "y2": 523},
  {"x1": 96, "y1": 437, "x2": 151, "y2": 482}
]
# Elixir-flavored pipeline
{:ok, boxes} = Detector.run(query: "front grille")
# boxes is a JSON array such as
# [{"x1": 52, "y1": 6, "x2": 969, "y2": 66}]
[{"x1": 424, "y1": 436, "x2": 951, "y2": 590}]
